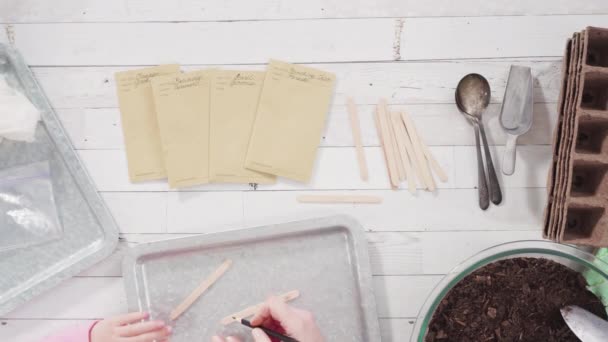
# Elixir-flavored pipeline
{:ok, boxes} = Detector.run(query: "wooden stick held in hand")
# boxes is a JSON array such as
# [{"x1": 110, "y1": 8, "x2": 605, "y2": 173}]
[{"x1": 221, "y1": 290, "x2": 300, "y2": 325}]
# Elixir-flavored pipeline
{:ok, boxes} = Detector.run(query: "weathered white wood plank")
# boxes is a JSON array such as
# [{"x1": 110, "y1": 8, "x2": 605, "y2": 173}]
[
  {"x1": 166, "y1": 192, "x2": 245, "y2": 233},
  {"x1": 3, "y1": 0, "x2": 608, "y2": 22},
  {"x1": 322, "y1": 102, "x2": 556, "y2": 147},
  {"x1": 7, "y1": 16, "x2": 607, "y2": 65},
  {"x1": 78, "y1": 145, "x2": 549, "y2": 192},
  {"x1": 99, "y1": 188, "x2": 543, "y2": 233},
  {"x1": 7, "y1": 20, "x2": 395, "y2": 65},
  {"x1": 33, "y1": 60, "x2": 561, "y2": 109},
  {"x1": 56, "y1": 102, "x2": 556, "y2": 149},
  {"x1": 401, "y1": 15, "x2": 608, "y2": 60},
  {"x1": 367, "y1": 231, "x2": 541, "y2": 275},
  {"x1": 77, "y1": 150, "x2": 249, "y2": 191},
  {"x1": 0, "y1": 276, "x2": 440, "y2": 319},
  {"x1": 242, "y1": 189, "x2": 545, "y2": 231},
  {"x1": 455, "y1": 145, "x2": 552, "y2": 189},
  {"x1": 258, "y1": 146, "x2": 457, "y2": 191},
  {"x1": 99, "y1": 190, "x2": 546, "y2": 233},
  {"x1": 374, "y1": 275, "x2": 443, "y2": 317},
  {"x1": 101, "y1": 192, "x2": 167, "y2": 233},
  {"x1": 79, "y1": 230, "x2": 542, "y2": 278}
]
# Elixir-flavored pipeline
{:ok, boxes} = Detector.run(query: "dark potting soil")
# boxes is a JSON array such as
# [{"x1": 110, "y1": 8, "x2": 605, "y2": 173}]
[{"x1": 425, "y1": 257, "x2": 606, "y2": 341}]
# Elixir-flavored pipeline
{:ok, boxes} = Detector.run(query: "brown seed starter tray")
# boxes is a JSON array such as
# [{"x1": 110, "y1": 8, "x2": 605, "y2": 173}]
[{"x1": 544, "y1": 27, "x2": 608, "y2": 247}]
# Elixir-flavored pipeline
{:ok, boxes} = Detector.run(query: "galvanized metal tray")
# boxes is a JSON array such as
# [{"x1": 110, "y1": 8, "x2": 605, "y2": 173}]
[
  {"x1": 123, "y1": 216, "x2": 380, "y2": 341},
  {"x1": 0, "y1": 43, "x2": 119, "y2": 315}
]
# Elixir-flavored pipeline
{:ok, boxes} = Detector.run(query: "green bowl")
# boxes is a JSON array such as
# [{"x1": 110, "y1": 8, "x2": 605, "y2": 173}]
[{"x1": 411, "y1": 240, "x2": 608, "y2": 341}]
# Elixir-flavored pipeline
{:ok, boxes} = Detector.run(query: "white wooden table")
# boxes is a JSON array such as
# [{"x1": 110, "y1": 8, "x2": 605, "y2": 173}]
[{"x1": 1, "y1": 1, "x2": 607, "y2": 341}]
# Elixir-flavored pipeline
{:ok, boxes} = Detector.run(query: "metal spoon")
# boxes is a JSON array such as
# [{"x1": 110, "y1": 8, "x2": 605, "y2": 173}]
[
  {"x1": 455, "y1": 74, "x2": 502, "y2": 209},
  {"x1": 561, "y1": 305, "x2": 608, "y2": 342}
]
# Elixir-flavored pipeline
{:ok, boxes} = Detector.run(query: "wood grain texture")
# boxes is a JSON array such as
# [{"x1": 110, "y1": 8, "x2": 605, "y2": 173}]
[
  {"x1": 76, "y1": 145, "x2": 549, "y2": 192},
  {"x1": 33, "y1": 60, "x2": 562, "y2": 109},
  {"x1": 3, "y1": 0, "x2": 608, "y2": 22},
  {"x1": 57, "y1": 102, "x2": 558, "y2": 149},
  {"x1": 400, "y1": 15, "x2": 608, "y2": 60},
  {"x1": 7, "y1": 20, "x2": 395, "y2": 65},
  {"x1": 5, "y1": 16, "x2": 607, "y2": 66},
  {"x1": 297, "y1": 195, "x2": 383, "y2": 204},
  {"x1": 243, "y1": 190, "x2": 546, "y2": 231}
]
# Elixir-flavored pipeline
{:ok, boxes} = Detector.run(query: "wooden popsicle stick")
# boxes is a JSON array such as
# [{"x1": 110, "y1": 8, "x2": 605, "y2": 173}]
[
  {"x1": 420, "y1": 141, "x2": 448, "y2": 183},
  {"x1": 375, "y1": 100, "x2": 399, "y2": 188},
  {"x1": 373, "y1": 108, "x2": 393, "y2": 187},
  {"x1": 220, "y1": 290, "x2": 300, "y2": 325},
  {"x1": 399, "y1": 111, "x2": 447, "y2": 182},
  {"x1": 385, "y1": 108, "x2": 406, "y2": 182},
  {"x1": 390, "y1": 112, "x2": 416, "y2": 194},
  {"x1": 346, "y1": 97, "x2": 369, "y2": 181},
  {"x1": 170, "y1": 259, "x2": 233, "y2": 321},
  {"x1": 400, "y1": 112, "x2": 436, "y2": 191},
  {"x1": 392, "y1": 112, "x2": 424, "y2": 189},
  {"x1": 297, "y1": 195, "x2": 382, "y2": 204}
]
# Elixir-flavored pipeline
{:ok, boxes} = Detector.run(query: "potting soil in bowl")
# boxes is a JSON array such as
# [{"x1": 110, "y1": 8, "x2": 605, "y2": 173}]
[{"x1": 426, "y1": 257, "x2": 606, "y2": 341}]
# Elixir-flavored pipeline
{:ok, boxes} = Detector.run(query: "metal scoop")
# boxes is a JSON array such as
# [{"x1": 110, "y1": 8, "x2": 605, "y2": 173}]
[
  {"x1": 561, "y1": 305, "x2": 608, "y2": 342},
  {"x1": 499, "y1": 65, "x2": 533, "y2": 175}
]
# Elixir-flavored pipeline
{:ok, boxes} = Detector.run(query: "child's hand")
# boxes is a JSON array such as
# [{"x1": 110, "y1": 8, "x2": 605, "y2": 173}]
[
  {"x1": 212, "y1": 296, "x2": 324, "y2": 342},
  {"x1": 91, "y1": 312, "x2": 172, "y2": 342}
]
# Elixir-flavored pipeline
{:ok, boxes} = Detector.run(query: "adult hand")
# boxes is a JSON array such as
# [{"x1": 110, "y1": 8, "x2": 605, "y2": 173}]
[
  {"x1": 212, "y1": 296, "x2": 324, "y2": 342},
  {"x1": 90, "y1": 312, "x2": 172, "y2": 342}
]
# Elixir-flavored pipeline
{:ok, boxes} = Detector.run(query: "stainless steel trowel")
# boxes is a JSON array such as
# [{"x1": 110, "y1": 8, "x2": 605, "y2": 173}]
[
  {"x1": 499, "y1": 65, "x2": 534, "y2": 175},
  {"x1": 561, "y1": 305, "x2": 608, "y2": 342}
]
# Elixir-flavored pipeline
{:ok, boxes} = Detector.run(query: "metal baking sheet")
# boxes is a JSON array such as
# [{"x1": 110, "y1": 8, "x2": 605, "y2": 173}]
[
  {"x1": 123, "y1": 215, "x2": 381, "y2": 341},
  {"x1": 0, "y1": 43, "x2": 119, "y2": 315}
]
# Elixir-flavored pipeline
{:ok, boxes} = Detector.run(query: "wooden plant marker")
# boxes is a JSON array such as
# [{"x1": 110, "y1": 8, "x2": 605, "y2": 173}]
[
  {"x1": 297, "y1": 195, "x2": 382, "y2": 204},
  {"x1": 390, "y1": 112, "x2": 416, "y2": 194},
  {"x1": 346, "y1": 97, "x2": 369, "y2": 181},
  {"x1": 170, "y1": 259, "x2": 233, "y2": 321},
  {"x1": 400, "y1": 112, "x2": 436, "y2": 191},
  {"x1": 220, "y1": 290, "x2": 300, "y2": 325},
  {"x1": 375, "y1": 100, "x2": 399, "y2": 188}
]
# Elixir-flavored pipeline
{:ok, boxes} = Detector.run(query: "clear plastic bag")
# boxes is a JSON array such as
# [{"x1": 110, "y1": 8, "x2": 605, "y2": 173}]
[
  {"x1": 0, "y1": 161, "x2": 62, "y2": 251},
  {"x1": 0, "y1": 75, "x2": 40, "y2": 142}
]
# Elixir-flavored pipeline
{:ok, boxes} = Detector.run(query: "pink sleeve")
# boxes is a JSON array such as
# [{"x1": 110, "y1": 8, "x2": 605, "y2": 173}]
[{"x1": 41, "y1": 321, "x2": 99, "y2": 342}]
